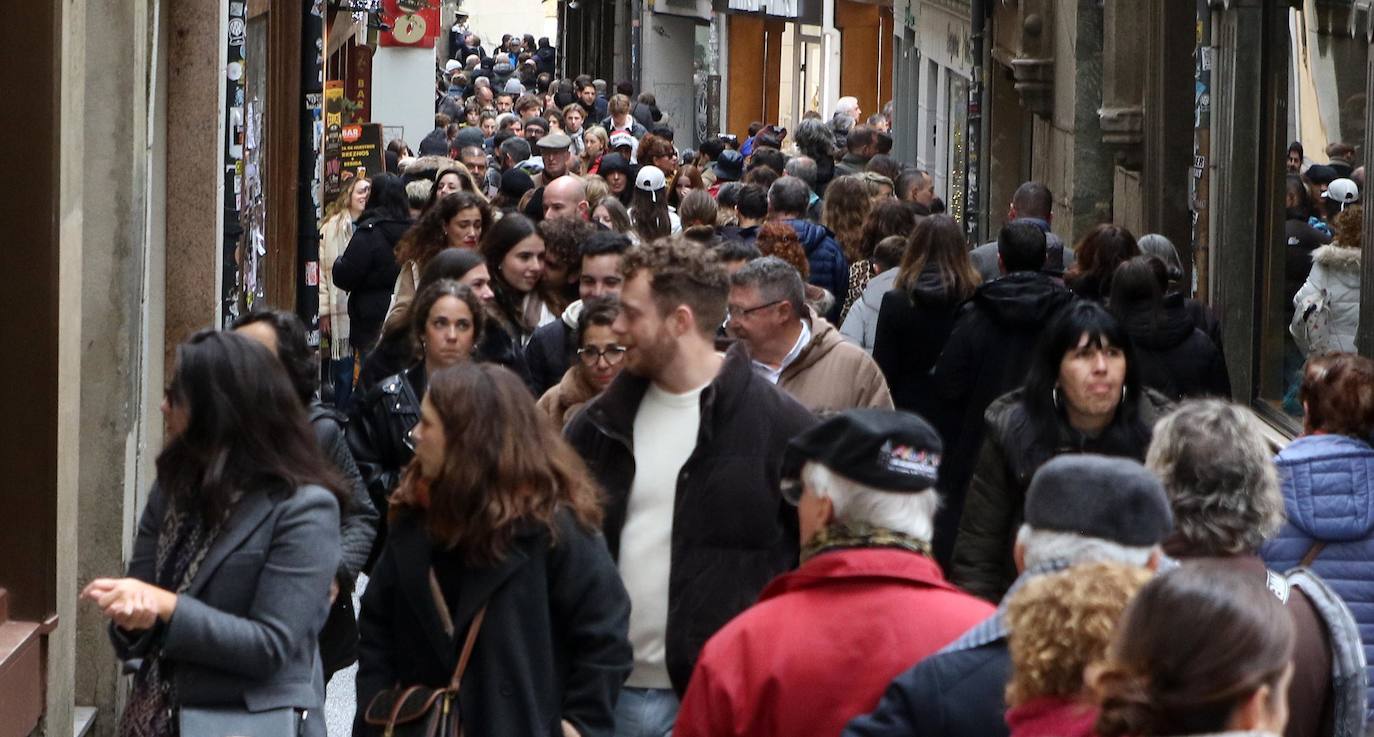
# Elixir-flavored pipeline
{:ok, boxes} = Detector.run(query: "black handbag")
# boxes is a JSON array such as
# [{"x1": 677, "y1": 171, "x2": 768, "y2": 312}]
[{"x1": 362, "y1": 607, "x2": 486, "y2": 737}]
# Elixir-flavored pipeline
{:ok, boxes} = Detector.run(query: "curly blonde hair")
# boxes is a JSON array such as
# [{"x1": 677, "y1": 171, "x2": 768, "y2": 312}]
[{"x1": 1005, "y1": 563, "x2": 1154, "y2": 708}]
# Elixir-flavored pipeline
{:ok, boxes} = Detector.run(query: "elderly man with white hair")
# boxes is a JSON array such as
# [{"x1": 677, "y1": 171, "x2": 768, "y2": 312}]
[
  {"x1": 845, "y1": 453, "x2": 1173, "y2": 737},
  {"x1": 674, "y1": 409, "x2": 994, "y2": 737}
]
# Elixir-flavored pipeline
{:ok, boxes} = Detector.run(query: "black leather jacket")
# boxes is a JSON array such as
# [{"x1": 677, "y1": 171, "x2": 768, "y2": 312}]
[{"x1": 346, "y1": 364, "x2": 425, "y2": 571}]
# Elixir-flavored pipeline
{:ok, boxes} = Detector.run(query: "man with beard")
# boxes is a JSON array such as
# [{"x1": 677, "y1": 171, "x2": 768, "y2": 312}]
[{"x1": 565, "y1": 237, "x2": 817, "y2": 737}]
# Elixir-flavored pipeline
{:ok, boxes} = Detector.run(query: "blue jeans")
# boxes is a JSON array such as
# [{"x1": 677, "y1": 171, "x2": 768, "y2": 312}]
[
  {"x1": 330, "y1": 355, "x2": 357, "y2": 412},
  {"x1": 613, "y1": 687, "x2": 678, "y2": 737}
]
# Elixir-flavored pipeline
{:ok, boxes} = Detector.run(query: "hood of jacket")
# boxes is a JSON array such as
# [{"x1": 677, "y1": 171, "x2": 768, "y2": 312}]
[
  {"x1": 786, "y1": 219, "x2": 836, "y2": 255},
  {"x1": 1277, "y1": 434, "x2": 1374, "y2": 542},
  {"x1": 859, "y1": 268, "x2": 899, "y2": 310},
  {"x1": 1312, "y1": 243, "x2": 1363, "y2": 272},
  {"x1": 788, "y1": 314, "x2": 846, "y2": 375},
  {"x1": 972, "y1": 271, "x2": 1075, "y2": 328},
  {"x1": 1120, "y1": 292, "x2": 1197, "y2": 350},
  {"x1": 908, "y1": 263, "x2": 961, "y2": 309},
  {"x1": 560, "y1": 298, "x2": 584, "y2": 329}
]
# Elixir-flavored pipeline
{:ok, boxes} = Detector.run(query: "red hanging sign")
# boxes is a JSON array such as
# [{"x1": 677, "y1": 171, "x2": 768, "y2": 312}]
[{"x1": 380, "y1": 0, "x2": 440, "y2": 48}]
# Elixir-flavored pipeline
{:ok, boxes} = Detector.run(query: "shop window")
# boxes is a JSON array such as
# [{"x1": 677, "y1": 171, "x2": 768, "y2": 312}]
[{"x1": 1259, "y1": 2, "x2": 1367, "y2": 426}]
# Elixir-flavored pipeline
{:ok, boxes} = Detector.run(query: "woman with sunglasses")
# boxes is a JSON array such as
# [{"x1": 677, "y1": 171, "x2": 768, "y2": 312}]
[
  {"x1": 537, "y1": 297, "x2": 624, "y2": 427},
  {"x1": 348, "y1": 279, "x2": 484, "y2": 570}
]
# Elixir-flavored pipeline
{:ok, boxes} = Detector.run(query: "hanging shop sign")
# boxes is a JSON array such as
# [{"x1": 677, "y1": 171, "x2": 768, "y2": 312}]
[
  {"x1": 380, "y1": 0, "x2": 440, "y2": 47},
  {"x1": 340, "y1": 123, "x2": 386, "y2": 182},
  {"x1": 345, "y1": 44, "x2": 374, "y2": 123}
]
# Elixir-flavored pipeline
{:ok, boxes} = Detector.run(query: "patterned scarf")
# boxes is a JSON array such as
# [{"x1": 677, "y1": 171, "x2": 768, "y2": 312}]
[
  {"x1": 800, "y1": 521, "x2": 933, "y2": 564},
  {"x1": 118, "y1": 495, "x2": 229, "y2": 737}
]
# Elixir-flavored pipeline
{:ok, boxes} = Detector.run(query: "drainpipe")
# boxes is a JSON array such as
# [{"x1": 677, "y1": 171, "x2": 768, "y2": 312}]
[{"x1": 967, "y1": 0, "x2": 986, "y2": 243}]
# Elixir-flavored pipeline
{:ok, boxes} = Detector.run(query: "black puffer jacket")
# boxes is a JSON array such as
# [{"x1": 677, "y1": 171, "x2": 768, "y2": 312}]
[
  {"x1": 1119, "y1": 296, "x2": 1231, "y2": 400},
  {"x1": 332, "y1": 216, "x2": 409, "y2": 351},
  {"x1": 928, "y1": 272, "x2": 1075, "y2": 564},
  {"x1": 563, "y1": 343, "x2": 818, "y2": 695},
  {"x1": 346, "y1": 364, "x2": 424, "y2": 571},
  {"x1": 871, "y1": 266, "x2": 964, "y2": 425},
  {"x1": 949, "y1": 387, "x2": 1173, "y2": 602}
]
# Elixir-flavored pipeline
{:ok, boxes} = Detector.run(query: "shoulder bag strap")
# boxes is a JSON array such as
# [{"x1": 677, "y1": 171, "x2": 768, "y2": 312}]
[
  {"x1": 448, "y1": 605, "x2": 487, "y2": 691},
  {"x1": 1300, "y1": 541, "x2": 1328, "y2": 568}
]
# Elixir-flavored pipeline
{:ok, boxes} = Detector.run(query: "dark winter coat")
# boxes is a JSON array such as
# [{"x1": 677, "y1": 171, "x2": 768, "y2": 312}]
[
  {"x1": 843, "y1": 641, "x2": 1009, "y2": 737},
  {"x1": 524, "y1": 317, "x2": 575, "y2": 397},
  {"x1": 563, "y1": 342, "x2": 818, "y2": 694},
  {"x1": 1263, "y1": 433, "x2": 1374, "y2": 721},
  {"x1": 534, "y1": 44, "x2": 557, "y2": 76},
  {"x1": 1118, "y1": 295, "x2": 1231, "y2": 400},
  {"x1": 1286, "y1": 217, "x2": 1332, "y2": 311},
  {"x1": 357, "y1": 324, "x2": 534, "y2": 396},
  {"x1": 347, "y1": 365, "x2": 423, "y2": 571},
  {"x1": 785, "y1": 218, "x2": 849, "y2": 324},
  {"x1": 949, "y1": 387, "x2": 1173, "y2": 601},
  {"x1": 355, "y1": 508, "x2": 633, "y2": 737},
  {"x1": 871, "y1": 266, "x2": 965, "y2": 426},
  {"x1": 928, "y1": 273, "x2": 1075, "y2": 564},
  {"x1": 332, "y1": 216, "x2": 409, "y2": 351},
  {"x1": 309, "y1": 402, "x2": 378, "y2": 675}
]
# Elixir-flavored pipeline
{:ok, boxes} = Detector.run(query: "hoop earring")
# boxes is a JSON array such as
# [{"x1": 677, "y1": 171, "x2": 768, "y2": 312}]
[
  {"x1": 1121, "y1": 385, "x2": 1128, "y2": 404},
  {"x1": 1052, "y1": 386, "x2": 1061, "y2": 410}
]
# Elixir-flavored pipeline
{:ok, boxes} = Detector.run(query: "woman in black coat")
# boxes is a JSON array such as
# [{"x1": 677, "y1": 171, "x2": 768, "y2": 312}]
[
  {"x1": 872, "y1": 215, "x2": 980, "y2": 425},
  {"x1": 332, "y1": 173, "x2": 412, "y2": 356},
  {"x1": 356, "y1": 362, "x2": 631, "y2": 737},
  {"x1": 1108, "y1": 257, "x2": 1230, "y2": 400}
]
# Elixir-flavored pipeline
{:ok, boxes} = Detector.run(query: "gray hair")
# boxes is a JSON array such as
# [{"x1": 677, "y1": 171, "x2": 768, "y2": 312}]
[
  {"x1": 784, "y1": 156, "x2": 817, "y2": 186},
  {"x1": 499, "y1": 136, "x2": 531, "y2": 164},
  {"x1": 1138, "y1": 233, "x2": 1184, "y2": 282},
  {"x1": 794, "y1": 118, "x2": 837, "y2": 159},
  {"x1": 1016, "y1": 524, "x2": 1155, "y2": 571},
  {"x1": 803, "y1": 461, "x2": 938, "y2": 541},
  {"x1": 730, "y1": 256, "x2": 805, "y2": 318},
  {"x1": 1145, "y1": 399, "x2": 1283, "y2": 556},
  {"x1": 768, "y1": 176, "x2": 811, "y2": 217}
]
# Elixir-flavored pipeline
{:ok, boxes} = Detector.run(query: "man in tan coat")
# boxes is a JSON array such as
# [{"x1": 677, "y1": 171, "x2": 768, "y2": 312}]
[{"x1": 727, "y1": 257, "x2": 893, "y2": 414}]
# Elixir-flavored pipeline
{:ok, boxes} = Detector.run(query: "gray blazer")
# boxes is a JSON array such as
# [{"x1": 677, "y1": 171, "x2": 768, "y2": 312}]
[{"x1": 111, "y1": 483, "x2": 341, "y2": 735}]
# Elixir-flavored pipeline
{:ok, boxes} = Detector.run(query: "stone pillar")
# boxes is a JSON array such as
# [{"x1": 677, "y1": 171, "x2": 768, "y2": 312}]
[{"x1": 1141, "y1": 0, "x2": 1197, "y2": 282}]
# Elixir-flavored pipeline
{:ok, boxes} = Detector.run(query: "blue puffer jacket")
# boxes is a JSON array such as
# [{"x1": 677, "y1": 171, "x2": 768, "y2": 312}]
[
  {"x1": 1262, "y1": 433, "x2": 1374, "y2": 716},
  {"x1": 786, "y1": 219, "x2": 848, "y2": 323}
]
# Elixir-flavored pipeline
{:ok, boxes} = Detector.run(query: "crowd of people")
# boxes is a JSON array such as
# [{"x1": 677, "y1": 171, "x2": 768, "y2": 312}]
[{"x1": 79, "y1": 32, "x2": 1374, "y2": 737}]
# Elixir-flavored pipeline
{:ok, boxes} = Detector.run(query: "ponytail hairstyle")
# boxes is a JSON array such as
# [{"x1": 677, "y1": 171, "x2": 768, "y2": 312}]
[{"x1": 1091, "y1": 560, "x2": 1294, "y2": 737}]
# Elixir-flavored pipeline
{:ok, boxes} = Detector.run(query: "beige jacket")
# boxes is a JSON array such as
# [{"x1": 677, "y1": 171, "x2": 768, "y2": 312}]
[
  {"x1": 536, "y1": 365, "x2": 603, "y2": 428},
  {"x1": 779, "y1": 315, "x2": 893, "y2": 414}
]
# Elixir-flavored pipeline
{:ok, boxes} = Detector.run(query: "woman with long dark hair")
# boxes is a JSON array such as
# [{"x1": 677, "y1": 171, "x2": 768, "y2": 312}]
[
  {"x1": 872, "y1": 214, "x2": 980, "y2": 423},
  {"x1": 356, "y1": 362, "x2": 632, "y2": 737},
  {"x1": 422, "y1": 166, "x2": 483, "y2": 214},
  {"x1": 1108, "y1": 256, "x2": 1230, "y2": 400},
  {"x1": 481, "y1": 212, "x2": 553, "y2": 345},
  {"x1": 949, "y1": 301, "x2": 1172, "y2": 601},
  {"x1": 231, "y1": 309, "x2": 378, "y2": 680},
  {"x1": 85, "y1": 331, "x2": 346, "y2": 737},
  {"x1": 1064, "y1": 223, "x2": 1140, "y2": 301},
  {"x1": 389, "y1": 191, "x2": 493, "y2": 319},
  {"x1": 333, "y1": 173, "x2": 413, "y2": 358},
  {"x1": 1091, "y1": 562, "x2": 1295, "y2": 737},
  {"x1": 348, "y1": 280, "x2": 486, "y2": 568}
]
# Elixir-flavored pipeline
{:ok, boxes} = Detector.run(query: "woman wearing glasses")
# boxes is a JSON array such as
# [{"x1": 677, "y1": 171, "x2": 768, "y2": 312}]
[
  {"x1": 348, "y1": 279, "x2": 485, "y2": 569},
  {"x1": 538, "y1": 297, "x2": 624, "y2": 427}
]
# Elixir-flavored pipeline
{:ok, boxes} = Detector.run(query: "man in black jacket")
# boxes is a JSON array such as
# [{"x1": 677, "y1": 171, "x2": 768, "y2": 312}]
[
  {"x1": 525, "y1": 231, "x2": 630, "y2": 395},
  {"x1": 843, "y1": 455, "x2": 1171, "y2": 737},
  {"x1": 565, "y1": 237, "x2": 816, "y2": 736},
  {"x1": 928, "y1": 223, "x2": 1074, "y2": 564}
]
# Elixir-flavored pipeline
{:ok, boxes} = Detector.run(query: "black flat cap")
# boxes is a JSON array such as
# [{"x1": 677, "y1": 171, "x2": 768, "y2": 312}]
[
  {"x1": 1024, "y1": 455, "x2": 1173, "y2": 547},
  {"x1": 782, "y1": 409, "x2": 942, "y2": 502}
]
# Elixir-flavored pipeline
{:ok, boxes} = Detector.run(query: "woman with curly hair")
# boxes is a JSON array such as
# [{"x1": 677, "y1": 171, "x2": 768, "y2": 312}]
[
  {"x1": 841, "y1": 198, "x2": 918, "y2": 321},
  {"x1": 389, "y1": 191, "x2": 492, "y2": 320},
  {"x1": 1004, "y1": 563, "x2": 1154, "y2": 737},
  {"x1": 823, "y1": 175, "x2": 873, "y2": 263},
  {"x1": 1065, "y1": 223, "x2": 1140, "y2": 301},
  {"x1": 755, "y1": 220, "x2": 835, "y2": 318}
]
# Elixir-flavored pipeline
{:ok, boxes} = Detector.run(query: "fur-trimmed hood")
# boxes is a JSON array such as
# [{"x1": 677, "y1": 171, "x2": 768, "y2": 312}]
[{"x1": 1312, "y1": 243, "x2": 1363, "y2": 271}]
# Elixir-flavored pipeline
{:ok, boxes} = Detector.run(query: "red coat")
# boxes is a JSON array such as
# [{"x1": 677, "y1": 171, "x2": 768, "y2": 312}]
[
  {"x1": 674, "y1": 547, "x2": 995, "y2": 737},
  {"x1": 1005, "y1": 696, "x2": 1099, "y2": 737}
]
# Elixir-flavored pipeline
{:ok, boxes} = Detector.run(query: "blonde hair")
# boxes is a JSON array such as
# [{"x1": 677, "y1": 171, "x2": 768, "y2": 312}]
[{"x1": 1005, "y1": 563, "x2": 1154, "y2": 707}]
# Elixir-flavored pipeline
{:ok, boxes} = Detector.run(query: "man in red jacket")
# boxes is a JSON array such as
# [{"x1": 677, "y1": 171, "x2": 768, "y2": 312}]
[{"x1": 674, "y1": 409, "x2": 995, "y2": 737}]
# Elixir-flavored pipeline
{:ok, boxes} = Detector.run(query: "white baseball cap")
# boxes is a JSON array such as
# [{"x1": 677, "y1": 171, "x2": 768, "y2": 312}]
[
  {"x1": 1325, "y1": 177, "x2": 1360, "y2": 205},
  {"x1": 636, "y1": 165, "x2": 667, "y2": 201}
]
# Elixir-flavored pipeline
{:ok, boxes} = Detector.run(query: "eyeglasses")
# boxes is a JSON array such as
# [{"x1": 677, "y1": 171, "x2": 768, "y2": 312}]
[
  {"x1": 726, "y1": 299, "x2": 784, "y2": 322},
  {"x1": 577, "y1": 345, "x2": 627, "y2": 366}
]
